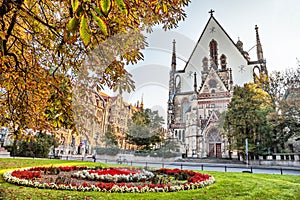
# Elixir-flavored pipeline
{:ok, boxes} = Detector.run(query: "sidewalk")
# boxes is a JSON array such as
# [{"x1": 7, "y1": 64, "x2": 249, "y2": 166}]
[{"x1": 177, "y1": 157, "x2": 245, "y2": 165}]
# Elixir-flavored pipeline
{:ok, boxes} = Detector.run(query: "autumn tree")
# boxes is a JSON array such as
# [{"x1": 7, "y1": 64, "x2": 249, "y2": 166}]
[
  {"x1": 0, "y1": 0, "x2": 190, "y2": 140},
  {"x1": 267, "y1": 66, "x2": 300, "y2": 152},
  {"x1": 126, "y1": 108, "x2": 164, "y2": 150},
  {"x1": 224, "y1": 83, "x2": 273, "y2": 155},
  {"x1": 103, "y1": 124, "x2": 117, "y2": 147}
]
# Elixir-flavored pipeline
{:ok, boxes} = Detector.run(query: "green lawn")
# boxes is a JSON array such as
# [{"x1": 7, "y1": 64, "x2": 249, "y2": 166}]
[{"x1": 0, "y1": 158, "x2": 299, "y2": 200}]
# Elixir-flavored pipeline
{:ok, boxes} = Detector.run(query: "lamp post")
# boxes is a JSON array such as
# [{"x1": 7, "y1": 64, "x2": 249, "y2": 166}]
[
  {"x1": 245, "y1": 137, "x2": 248, "y2": 165},
  {"x1": 184, "y1": 143, "x2": 189, "y2": 158}
]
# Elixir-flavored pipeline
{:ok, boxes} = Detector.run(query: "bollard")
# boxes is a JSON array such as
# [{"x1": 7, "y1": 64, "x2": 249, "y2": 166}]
[
  {"x1": 201, "y1": 164, "x2": 204, "y2": 171},
  {"x1": 250, "y1": 167, "x2": 253, "y2": 173},
  {"x1": 280, "y1": 168, "x2": 283, "y2": 175},
  {"x1": 181, "y1": 163, "x2": 183, "y2": 170},
  {"x1": 225, "y1": 166, "x2": 227, "y2": 172}
]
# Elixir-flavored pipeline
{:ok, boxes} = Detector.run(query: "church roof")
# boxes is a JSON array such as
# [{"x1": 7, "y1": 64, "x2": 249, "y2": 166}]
[{"x1": 183, "y1": 11, "x2": 249, "y2": 71}]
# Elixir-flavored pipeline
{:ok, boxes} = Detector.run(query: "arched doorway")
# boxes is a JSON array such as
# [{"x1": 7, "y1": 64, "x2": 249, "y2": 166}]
[{"x1": 207, "y1": 128, "x2": 222, "y2": 158}]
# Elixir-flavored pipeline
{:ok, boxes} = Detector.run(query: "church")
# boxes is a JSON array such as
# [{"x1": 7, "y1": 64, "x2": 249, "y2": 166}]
[{"x1": 167, "y1": 10, "x2": 268, "y2": 158}]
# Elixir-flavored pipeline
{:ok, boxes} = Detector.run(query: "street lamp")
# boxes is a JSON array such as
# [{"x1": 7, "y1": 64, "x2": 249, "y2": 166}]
[{"x1": 184, "y1": 143, "x2": 189, "y2": 158}]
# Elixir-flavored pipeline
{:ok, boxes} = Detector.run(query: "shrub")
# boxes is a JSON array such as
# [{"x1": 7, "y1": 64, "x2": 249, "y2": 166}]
[{"x1": 96, "y1": 147, "x2": 119, "y2": 156}]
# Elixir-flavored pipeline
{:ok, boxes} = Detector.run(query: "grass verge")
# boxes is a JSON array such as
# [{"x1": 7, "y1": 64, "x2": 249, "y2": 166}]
[{"x1": 0, "y1": 158, "x2": 299, "y2": 200}]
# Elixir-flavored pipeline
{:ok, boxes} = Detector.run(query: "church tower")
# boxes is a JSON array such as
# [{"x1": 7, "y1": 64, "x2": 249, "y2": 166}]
[
  {"x1": 253, "y1": 25, "x2": 268, "y2": 84},
  {"x1": 167, "y1": 40, "x2": 177, "y2": 129}
]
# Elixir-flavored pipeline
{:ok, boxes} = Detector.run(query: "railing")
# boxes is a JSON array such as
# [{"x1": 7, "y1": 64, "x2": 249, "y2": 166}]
[{"x1": 57, "y1": 155, "x2": 300, "y2": 175}]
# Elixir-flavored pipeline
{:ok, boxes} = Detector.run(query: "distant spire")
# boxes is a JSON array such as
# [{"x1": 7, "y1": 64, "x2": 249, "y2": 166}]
[
  {"x1": 171, "y1": 39, "x2": 176, "y2": 71},
  {"x1": 140, "y1": 94, "x2": 144, "y2": 109},
  {"x1": 255, "y1": 25, "x2": 264, "y2": 63},
  {"x1": 193, "y1": 72, "x2": 197, "y2": 93},
  {"x1": 228, "y1": 68, "x2": 233, "y2": 91},
  {"x1": 229, "y1": 68, "x2": 233, "y2": 84}
]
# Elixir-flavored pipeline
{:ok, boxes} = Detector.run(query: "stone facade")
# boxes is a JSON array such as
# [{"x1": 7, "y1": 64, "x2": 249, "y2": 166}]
[
  {"x1": 53, "y1": 92, "x2": 143, "y2": 156},
  {"x1": 108, "y1": 95, "x2": 142, "y2": 150}
]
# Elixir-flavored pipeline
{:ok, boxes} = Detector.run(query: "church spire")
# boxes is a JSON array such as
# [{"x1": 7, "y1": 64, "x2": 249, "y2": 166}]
[
  {"x1": 171, "y1": 39, "x2": 176, "y2": 71},
  {"x1": 140, "y1": 94, "x2": 144, "y2": 109},
  {"x1": 193, "y1": 72, "x2": 198, "y2": 93},
  {"x1": 255, "y1": 25, "x2": 264, "y2": 63},
  {"x1": 255, "y1": 25, "x2": 268, "y2": 75}
]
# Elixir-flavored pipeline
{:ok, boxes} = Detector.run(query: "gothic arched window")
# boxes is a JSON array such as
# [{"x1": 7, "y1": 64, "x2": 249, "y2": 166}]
[
  {"x1": 202, "y1": 57, "x2": 208, "y2": 71},
  {"x1": 208, "y1": 128, "x2": 222, "y2": 143},
  {"x1": 209, "y1": 40, "x2": 218, "y2": 69},
  {"x1": 179, "y1": 130, "x2": 182, "y2": 140},
  {"x1": 220, "y1": 54, "x2": 227, "y2": 70},
  {"x1": 182, "y1": 99, "x2": 190, "y2": 123}
]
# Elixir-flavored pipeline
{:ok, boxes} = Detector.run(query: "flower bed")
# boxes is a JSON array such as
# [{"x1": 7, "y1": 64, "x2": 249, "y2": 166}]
[{"x1": 3, "y1": 166, "x2": 215, "y2": 193}]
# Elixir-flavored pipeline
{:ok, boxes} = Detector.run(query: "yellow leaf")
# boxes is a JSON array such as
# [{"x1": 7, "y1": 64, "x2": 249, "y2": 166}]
[
  {"x1": 66, "y1": 17, "x2": 79, "y2": 31},
  {"x1": 71, "y1": 0, "x2": 80, "y2": 12},
  {"x1": 91, "y1": 11, "x2": 108, "y2": 36},
  {"x1": 162, "y1": 3, "x2": 168, "y2": 13},
  {"x1": 80, "y1": 15, "x2": 91, "y2": 46},
  {"x1": 154, "y1": 4, "x2": 160, "y2": 14},
  {"x1": 116, "y1": 0, "x2": 128, "y2": 15},
  {"x1": 98, "y1": 0, "x2": 112, "y2": 17}
]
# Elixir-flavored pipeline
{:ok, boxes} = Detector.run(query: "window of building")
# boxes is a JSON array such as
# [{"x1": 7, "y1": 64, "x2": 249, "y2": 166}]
[
  {"x1": 182, "y1": 99, "x2": 190, "y2": 123},
  {"x1": 179, "y1": 130, "x2": 181, "y2": 140},
  {"x1": 220, "y1": 54, "x2": 227, "y2": 70},
  {"x1": 209, "y1": 40, "x2": 218, "y2": 69},
  {"x1": 208, "y1": 79, "x2": 217, "y2": 88},
  {"x1": 208, "y1": 129, "x2": 222, "y2": 143},
  {"x1": 202, "y1": 57, "x2": 209, "y2": 71}
]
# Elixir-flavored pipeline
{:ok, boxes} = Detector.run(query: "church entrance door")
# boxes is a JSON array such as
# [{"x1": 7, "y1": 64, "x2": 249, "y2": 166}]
[
  {"x1": 207, "y1": 129, "x2": 222, "y2": 158},
  {"x1": 216, "y1": 143, "x2": 222, "y2": 158},
  {"x1": 209, "y1": 144, "x2": 214, "y2": 157},
  {"x1": 208, "y1": 143, "x2": 222, "y2": 158}
]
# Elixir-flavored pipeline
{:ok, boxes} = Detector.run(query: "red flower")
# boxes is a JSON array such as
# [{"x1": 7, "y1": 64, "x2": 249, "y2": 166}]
[
  {"x1": 82, "y1": 181, "x2": 89, "y2": 187},
  {"x1": 89, "y1": 168, "x2": 137, "y2": 176},
  {"x1": 71, "y1": 182, "x2": 77, "y2": 187},
  {"x1": 11, "y1": 170, "x2": 41, "y2": 180}
]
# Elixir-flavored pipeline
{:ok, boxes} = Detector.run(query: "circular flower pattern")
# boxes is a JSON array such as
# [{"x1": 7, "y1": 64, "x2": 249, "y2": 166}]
[{"x1": 3, "y1": 166, "x2": 215, "y2": 193}]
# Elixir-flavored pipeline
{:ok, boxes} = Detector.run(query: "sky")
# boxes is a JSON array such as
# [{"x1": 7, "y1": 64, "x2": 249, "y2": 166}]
[{"x1": 110, "y1": 0, "x2": 300, "y2": 125}]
